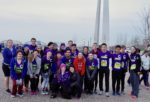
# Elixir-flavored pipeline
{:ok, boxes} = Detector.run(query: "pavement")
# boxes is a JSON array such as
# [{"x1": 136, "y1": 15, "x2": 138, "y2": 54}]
[{"x1": 0, "y1": 54, "x2": 150, "y2": 102}]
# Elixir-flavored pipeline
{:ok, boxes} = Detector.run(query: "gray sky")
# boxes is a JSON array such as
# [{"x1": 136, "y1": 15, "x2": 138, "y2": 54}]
[{"x1": 0, "y1": 0, "x2": 150, "y2": 45}]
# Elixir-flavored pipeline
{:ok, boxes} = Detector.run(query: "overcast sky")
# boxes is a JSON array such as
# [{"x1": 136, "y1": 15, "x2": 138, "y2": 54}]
[{"x1": 0, "y1": 0, "x2": 150, "y2": 45}]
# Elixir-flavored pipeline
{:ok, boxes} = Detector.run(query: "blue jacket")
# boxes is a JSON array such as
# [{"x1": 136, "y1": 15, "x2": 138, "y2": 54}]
[
  {"x1": 2, "y1": 47, "x2": 16, "y2": 65},
  {"x1": 10, "y1": 58, "x2": 27, "y2": 80}
]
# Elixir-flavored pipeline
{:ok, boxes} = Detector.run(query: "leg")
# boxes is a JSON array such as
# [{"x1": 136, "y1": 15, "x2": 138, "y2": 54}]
[
  {"x1": 105, "y1": 69, "x2": 110, "y2": 92},
  {"x1": 99, "y1": 69, "x2": 104, "y2": 92},
  {"x1": 12, "y1": 80, "x2": 17, "y2": 96}
]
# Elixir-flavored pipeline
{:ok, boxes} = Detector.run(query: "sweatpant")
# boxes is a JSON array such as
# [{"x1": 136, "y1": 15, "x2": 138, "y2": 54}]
[
  {"x1": 121, "y1": 69, "x2": 127, "y2": 92},
  {"x1": 12, "y1": 79, "x2": 23, "y2": 95},
  {"x1": 99, "y1": 68, "x2": 110, "y2": 92},
  {"x1": 112, "y1": 70, "x2": 121, "y2": 93},
  {"x1": 130, "y1": 71, "x2": 139, "y2": 97},
  {"x1": 30, "y1": 77, "x2": 39, "y2": 92},
  {"x1": 140, "y1": 70, "x2": 149, "y2": 86}
]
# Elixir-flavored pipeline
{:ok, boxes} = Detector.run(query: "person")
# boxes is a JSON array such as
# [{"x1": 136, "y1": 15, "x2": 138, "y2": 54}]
[
  {"x1": 51, "y1": 64, "x2": 71, "y2": 99},
  {"x1": 86, "y1": 53, "x2": 98, "y2": 94},
  {"x1": 120, "y1": 45, "x2": 129, "y2": 94},
  {"x1": 82, "y1": 46, "x2": 89, "y2": 61},
  {"x1": 29, "y1": 38, "x2": 37, "y2": 53},
  {"x1": 60, "y1": 43, "x2": 66, "y2": 56},
  {"x1": 41, "y1": 50, "x2": 56, "y2": 95},
  {"x1": 53, "y1": 43, "x2": 58, "y2": 56},
  {"x1": 70, "y1": 67, "x2": 81, "y2": 98},
  {"x1": 55, "y1": 51, "x2": 63, "y2": 70},
  {"x1": 36, "y1": 45, "x2": 44, "y2": 58},
  {"x1": 71, "y1": 44, "x2": 79, "y2": 58},
  {"x1": 61, "y1": 48, "x2": 74, "y2": 71},
  {"x1": 98, "y1": 43, "x2": 111, "y2": 97},
  {"x1": 140, "y1": 50, "x2": 150, "y2": 87},
  {"x1": 2, "y1": 39, "x2": 16, "y2": 93},
  {"x1": 23, "y1": 45, "x2": 30, "y2": 92},
  {"x1": 10, "y1": 50, "x2": 27, "y2": 98},
  {"x1": 129, "y1": 46, "x2": 141, "y2": 99},
  {"x1": 91, "y1": 43, "x2": 99, "y2": 93},
  {"x1": 67, "y1": 40, "x2": 73, "y2": 49},
  {"x1": 112, "y1": 45, "x2": 123, "y2": 96},
  {"x1": 27, "y1": 50, "x2": 41, "y2": 95},
  {"x1": 73, "y1": 52, "x2": 86, "y2": 91},
  {"x1": 82, "y1": 46, "x2": 89, "y2": 92}
]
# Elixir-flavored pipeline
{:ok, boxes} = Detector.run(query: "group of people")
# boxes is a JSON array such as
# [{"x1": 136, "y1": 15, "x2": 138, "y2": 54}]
[{"x1": 1, "y1": 38, "x2": 150, "y2": 100}]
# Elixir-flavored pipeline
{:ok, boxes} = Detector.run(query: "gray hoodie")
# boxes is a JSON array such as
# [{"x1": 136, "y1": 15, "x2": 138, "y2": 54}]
[{"x1": 27, "y1": 57, "x2": 41, "y2": 77}]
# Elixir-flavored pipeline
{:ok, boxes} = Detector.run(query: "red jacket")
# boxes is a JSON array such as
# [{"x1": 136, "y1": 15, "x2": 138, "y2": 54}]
[{"x1": 73, "y1": 57, "x2": 86, "y2": 76}]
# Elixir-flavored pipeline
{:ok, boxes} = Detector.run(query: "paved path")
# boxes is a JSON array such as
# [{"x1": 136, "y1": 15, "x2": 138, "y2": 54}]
[{"x1": 0, "y1": 54, "x2": 149, "y2": 102}]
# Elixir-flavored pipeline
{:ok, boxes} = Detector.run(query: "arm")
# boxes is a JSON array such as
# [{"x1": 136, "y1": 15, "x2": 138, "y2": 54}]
[
  {"x1": 10, "y1": 59, "x2": 17, "y2": 80},
  {"x1": 35, "y1": 58, "x2": 41, "y2": 75},
  {"x1": 22, "y1": 60, "x2": 27, "y2": 79}
]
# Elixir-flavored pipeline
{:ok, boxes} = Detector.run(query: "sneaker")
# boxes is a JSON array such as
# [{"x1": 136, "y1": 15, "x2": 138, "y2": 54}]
[
  {"x1": 106, "y1": 92, "x2": 110, "y2": 97},
  {"x1": 98, "y1": 91, "x2": 103, "y2": 95},
  {"x1": 131, "y1": 95, "x2": 138, "y2": 100},
  {"x1": 31, "y1": 91, "x2": 34, "y2": 95},
  {"x1": 41, "y1": 91, "x2": 45, "y2": 95},
  {"x1": 11, "y1": 95, "x2": 16, "y2": 98},
  {"x1": 6, "y1": 89, "x2": 11, "y2": 94},
  {"x1": 116, "y1": 92, "x2": 121, "y2": 96},
  {"x1": 18, "y1": 94, "x2": 24, "y2": 97},
  {"x1": 121, "y1": 91, "x2": 125, "y2": 95},
  {"x1": 34, "y1": 91, "x2": 38, "y2": 95},
  {"x1": 112, "y1": 92, "x2": 116, "y2": 96},
  {"x1": 94, "y1": 90, "x2": 97, "y2": 94}
]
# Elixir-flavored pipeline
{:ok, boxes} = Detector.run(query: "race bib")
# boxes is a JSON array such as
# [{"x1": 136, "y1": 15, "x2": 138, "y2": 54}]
[
  {"x1": 44, "y1": 64, "x2": 49, "y2": 70},
  {"x1": 131, "y1": 64, "x2": 136, "y2": 70},
  {"x1": 32, "y1": 64, "x2": 37, "y2": 73},
  {"x1": 122, "y1": 62, "x2": 124, "y2": 68},
  {"x1": 114, "y1": 62, "x2": 121, "y2": 69},
  {"x1": 101, "y1": 60, "x2": 107, "y2": 67}
]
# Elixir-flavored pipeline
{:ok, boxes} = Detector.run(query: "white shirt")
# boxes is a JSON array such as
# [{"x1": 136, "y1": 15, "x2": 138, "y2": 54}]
[{"x1": 141, "y1": 55, "x2": 150, "y2": 70}]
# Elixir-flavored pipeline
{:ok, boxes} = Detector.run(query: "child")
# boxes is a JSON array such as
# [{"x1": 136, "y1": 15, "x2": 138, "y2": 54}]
[
  {"x1": 112, "y1": 45, "x2": 123, "y2": 96},
  {"x1": 10, "y1": 50, "x2": 27, "y2": 98},
  {"x1": 41, "y1": 50, "x2": 56, "y2": 95},
  {"x1": 73, "y1": 52, "x2": 86, "y2": 91},
  {"x1": 28, "y1": 50, "x2": 41, "y2": 95},
  {"x1": 129, "y1": 46, "x2": 141, "y2": 99},
  {"x1": 51, "y1": 64, "x2": 71, "y2": 99},
  {"x1": 98, "y1": 43, "x2": 111, "y2": 97},
  {"x1": 70, "y1": 67, "x2": 81, "y2": 98},
  {"x1": 86, "y1": 53, "x2": 98, "y2": 94}
]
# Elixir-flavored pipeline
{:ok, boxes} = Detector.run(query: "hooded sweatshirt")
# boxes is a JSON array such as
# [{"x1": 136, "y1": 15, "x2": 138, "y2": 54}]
[{"x1": 73, "y1": 57, "x2": 86, "y2": 76}]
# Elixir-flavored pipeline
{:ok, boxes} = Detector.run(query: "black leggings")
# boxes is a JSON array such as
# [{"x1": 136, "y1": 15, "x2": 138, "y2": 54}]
[
  {"x1": 112, "y1": 71, "x2": 121, "y2": 93},
  {"x1": 24, "y1": 75, "x2": 30, "y2": 88},
  {"x1": 30, "y1": 77, "x2": 39, "y2": 91}
]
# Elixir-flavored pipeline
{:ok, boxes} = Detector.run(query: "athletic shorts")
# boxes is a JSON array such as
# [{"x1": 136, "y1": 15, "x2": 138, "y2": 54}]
[{"x1": 2, "y1": 63, "x2": 10, "y2": 77}]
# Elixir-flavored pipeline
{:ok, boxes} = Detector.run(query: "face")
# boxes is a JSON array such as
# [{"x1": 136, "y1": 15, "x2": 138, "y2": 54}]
[
  {"x1": 115, "y1": 47, "x2": 121, "y2": 53},
  {"x1": 17, "y1": 52, "x2": 23, "y2": 59},
  {"x1": 70, "y1": 67, "x2": 74, "y2": 73},
  {"x1": 92, "y1": 44, "x2": 97, "y2": 50},
  {"x1": 131, "y1": 47, "x2": 136, "y2": 53},
  {"x1": 60, "y1": 45, "x2": 66, "y2": 50},
  {"x1": 145, "y1": 52, "x2": 148, "y2": 56},
  {"x1": 7, "y1": 40, "x2": 13, "y2": 48},
  {"x1": 47, "y1": 51, "x2": 52, "y2": 57},
  {"x1": 72, "y1": 46, "x2": 76, "y2": 51},
  {"x1": 24, "y1": 47, "x2": 29, "y2": 52},
  {"x1": 65, "y1": 50, "x2": 71, "y2": 57},
  {"x1": 68, "y1": 41, "x2": 73, "y2": 47},
  {"x1": 54, "y1": 44, "x2": 58, "y2": 50},
  {"x1": 37, "y1": 47, "x2": 42, "y2": 52},
  {"x1": 61, "y1": 66, "x2": 66, "y2": 73},
  {"x1": 48, "y1": 44, "x2": 54, "y2": 50},
  {"x1": 57, "y1": 53, "x2": 62, "y2": 59},
  {"x1": 121, "y1": 47, "x2": 126, "y2": 53},
  {"x1": 88, "y1": 54, "x2": 94, "y2": 60},
  {"x1": 78, "y1": 53, "x2": 83, "y2": 59},
  {"x1": 31, "y1": 39, "x2": 36, "y2": 46},
  {"x1": 33, "y1": 51, "x2": 38, "y2": 57},
  {"x1": 101, "y1": 45, "x2": 107, "y2": 52},
  {"x1": 83, "y1": 47, "x2": 88, "y2": 53}
]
